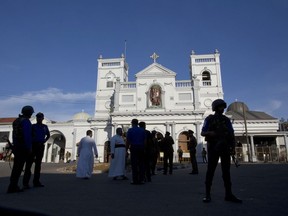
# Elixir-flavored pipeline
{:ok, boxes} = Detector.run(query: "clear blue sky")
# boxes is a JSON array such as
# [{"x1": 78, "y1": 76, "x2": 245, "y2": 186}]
[{"x1": 0, "y1": 0, "x2": 287, "y2": 121}]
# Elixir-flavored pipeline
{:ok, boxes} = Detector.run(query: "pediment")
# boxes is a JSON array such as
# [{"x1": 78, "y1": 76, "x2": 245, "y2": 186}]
[{"x1": 136, "y1": 63, "x2": 176, "y2": 78}]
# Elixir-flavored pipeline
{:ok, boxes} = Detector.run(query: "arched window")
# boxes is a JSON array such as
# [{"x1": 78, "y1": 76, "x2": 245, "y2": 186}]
[
  {"x1": 106, "y1": 81, "x2": 113, "y2": 88},
  {"x1": 106, "y1": 72, "x2": 115, "y2": 88},
  {"x1": 202, "y1": 71, "x2": 211, "y2": 86}
]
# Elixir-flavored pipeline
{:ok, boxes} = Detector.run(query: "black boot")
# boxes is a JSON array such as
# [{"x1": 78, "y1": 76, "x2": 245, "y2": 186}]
[
  {"x1": 225, "y1": 186, "x2": 242, "y2": 203},
  {"x1": 225, "y1": 194, "x2": 242, "y2": 203},
  {"x1": 203, "y1": 194, "x2": 211, "y2": 203},
  {"x1": 203, "y1": 184, "x2": 211, "y2": 203}
]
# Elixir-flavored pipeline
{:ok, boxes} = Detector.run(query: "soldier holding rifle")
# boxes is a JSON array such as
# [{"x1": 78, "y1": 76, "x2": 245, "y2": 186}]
[{"x1": 201, "y1": 99, "x2": 242, "y2": 203}]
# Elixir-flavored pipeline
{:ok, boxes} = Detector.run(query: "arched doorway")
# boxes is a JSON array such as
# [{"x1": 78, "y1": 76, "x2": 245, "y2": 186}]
[
  {"x1": 178, "y1": 131, "x2": 190, "y2": 162},
  {"x1": 45, "y1": 131, "x2": 66, "y2": 163}
]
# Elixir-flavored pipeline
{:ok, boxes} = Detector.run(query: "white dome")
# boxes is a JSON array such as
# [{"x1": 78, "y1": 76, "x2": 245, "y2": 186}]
[{"x1": 73, "y1": 111, "x2": 91, "y2": 121}]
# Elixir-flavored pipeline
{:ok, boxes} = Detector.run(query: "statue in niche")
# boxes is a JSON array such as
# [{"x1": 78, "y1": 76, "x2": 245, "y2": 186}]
[{"x1": 150, "y1": 86, "x2": 161, "y2": 106}]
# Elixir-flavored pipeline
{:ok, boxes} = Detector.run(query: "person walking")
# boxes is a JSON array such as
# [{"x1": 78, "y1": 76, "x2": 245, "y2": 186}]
[
  {"x1": 7, "y1": 105, "x2": 34, "y2": 193},
  {"x1": 76, "y1": 130, "x2": 98, "y2": 179},
  {"x1": 202, "y1": 147, "x2": 207, "y2": 163},
  {"x1": 108, "y1": 128, "x2": 128, "y2": 180},
  {"x1": 201, "y1": 99, "x2": 242, "y2": 203},
  {"x1": 162, "y1": 132, "x2": 174, "y2": 175},
  {"x1": 126, "y1": 119, "x2": 146, "y2": 185},
  {"x1": 177, "y1": 146, "x2": 183, "y2": 164},
  {"x1": 23, "y1": 112, "x2": 50, "y2": 188}
]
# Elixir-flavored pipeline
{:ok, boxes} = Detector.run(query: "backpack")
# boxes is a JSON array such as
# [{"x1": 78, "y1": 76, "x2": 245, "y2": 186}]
[
  {"x1": 205, "y1": 114, "x2": 235, "y2": 148},
  {"x1": 12, "y1": 117, "x2": 25, "y2": 145}
]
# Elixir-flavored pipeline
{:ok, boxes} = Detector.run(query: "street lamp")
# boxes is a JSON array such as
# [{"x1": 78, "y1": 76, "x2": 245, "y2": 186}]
[{"x1": 242, "y1": 102, "x2": 252, "y2": 162}]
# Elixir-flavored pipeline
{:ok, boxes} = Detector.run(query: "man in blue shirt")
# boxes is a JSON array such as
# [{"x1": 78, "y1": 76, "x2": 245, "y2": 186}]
[
  {"x1": 23, "y1": 112, "x2": 50, "y2": 188},
  {"x1": 7, "y1": 105, "x2": 34, "y2": 193},
  {"x1": 201, "y1": 99, "x2": 242, "y2": 203},
  {"x1": 126, "y1": 119, "x2": 146, "y2": 184}
]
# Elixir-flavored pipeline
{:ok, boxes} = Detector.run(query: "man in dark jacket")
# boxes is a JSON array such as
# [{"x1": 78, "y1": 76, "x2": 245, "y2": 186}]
[
  {"x1": 150, "y1": 130, "x2": 160, "y2": 175},
  {"x1": 201, "y1": 99, "x2": 242, "y2": 203},
  {"x1": 23, "y1": 112, "x2": 50, "y2": 188},
  {"x1": 162, "y1": 132, "x2": 174, "y2": 175},
  {"x1": 188, "y1": 130, "x2": 198, "y2": 174},
  {"x1": 7, "y1": 105, "x2": 34, "y2": 193},
  {"x1": 139, "y1": 121, "x2": 153, "y2": 182}
]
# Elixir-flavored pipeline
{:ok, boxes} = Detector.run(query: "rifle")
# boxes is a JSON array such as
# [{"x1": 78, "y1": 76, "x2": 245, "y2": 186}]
[
  {"x1": 6, "y1": 139, "x2": 14, "y2": 150},
  {"x1": 231, "y1": 155, "x2": 240, "y2": 168}
]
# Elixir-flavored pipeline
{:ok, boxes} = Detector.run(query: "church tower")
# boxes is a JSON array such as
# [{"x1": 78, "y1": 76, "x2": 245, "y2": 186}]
[
  {"x1": 94, "y1": 54, "x2": 128, "y2": 120},
  {"x1": 189, "y1": 49, "x2": 224, "y2": 114}
]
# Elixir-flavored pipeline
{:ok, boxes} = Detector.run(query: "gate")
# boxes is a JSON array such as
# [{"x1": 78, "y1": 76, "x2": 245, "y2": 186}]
[
  {"x1": 255, "y1": 146, "x2": 286, "y2": 162},
  {"x1": 235, "y1": 147, "x2": 244, "y2": 162}
]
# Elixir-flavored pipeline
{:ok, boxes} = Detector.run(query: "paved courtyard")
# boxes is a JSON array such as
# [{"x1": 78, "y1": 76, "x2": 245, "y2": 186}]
[{"x1": 0, "y1": 161, "x2": 287, "y2": 216}]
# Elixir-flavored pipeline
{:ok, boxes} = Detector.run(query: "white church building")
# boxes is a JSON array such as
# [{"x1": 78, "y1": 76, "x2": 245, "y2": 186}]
[{"x1": 0, "y1": 50, "x2": 287, "y2": 163}]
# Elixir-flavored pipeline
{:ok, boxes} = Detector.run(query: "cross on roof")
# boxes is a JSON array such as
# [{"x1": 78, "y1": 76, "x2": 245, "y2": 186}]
[{"x1": 150, "y1": 52, "x2": 159, "y2": 63}]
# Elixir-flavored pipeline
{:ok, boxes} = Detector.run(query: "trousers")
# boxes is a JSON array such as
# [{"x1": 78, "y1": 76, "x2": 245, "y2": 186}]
[
  {"x1": 163, "y1": 151, "x2": 173, "y2": 174},
  {"x1": 23, "y1": 144, "x2": 45, "y2": 186},
  {"x1": 205, "y1": 148, "x2": 232, "y2": 196}
]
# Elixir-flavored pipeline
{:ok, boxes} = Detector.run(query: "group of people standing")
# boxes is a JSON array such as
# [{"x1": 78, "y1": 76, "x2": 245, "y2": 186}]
[
  {"x1": 107, "y1": 98, "x2": 242, "y2": 203},
  {"x1": 108, "y1": 119, "x2": 180, "y2": 184},
  {"x1": 7, "y1": 106, "x2": 50, "y2": 193},
  {"x1": 108, "y1": 119, "x2": 160, "y2": 184},
  {"x1": 108, "y1": 118, "x2": 201, "y2": 184},
  {"x1": 8, "y1": 98, "x2": 242, "y2": 203}
]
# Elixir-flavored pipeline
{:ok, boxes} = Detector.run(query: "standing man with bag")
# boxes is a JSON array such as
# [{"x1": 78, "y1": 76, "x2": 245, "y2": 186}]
[
  {"x1": 162, "y1": 132, "x2": 175, "y2": 175},
  {"x1": 23, "y1": 112, "x2": 50, "y2": 188},
  {"x1": 201, "y1": 99, "x2": 242, "y2": 203},
  {"x1": 188, "y1": 130, "x2": 198, "y2": 174},
  {"x1": 7, "y1": 105, "x2": 34, "y2": 193}
]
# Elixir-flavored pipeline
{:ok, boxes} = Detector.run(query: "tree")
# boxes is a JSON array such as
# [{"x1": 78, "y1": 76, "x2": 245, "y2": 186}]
[{"x1": 279, "y1": 118, "x2": 288, "y2": 131}]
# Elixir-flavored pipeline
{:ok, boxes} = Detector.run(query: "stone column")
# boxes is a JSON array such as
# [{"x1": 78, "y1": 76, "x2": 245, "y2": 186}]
[
  {"x1": 114, "y1": 78, "x2": 120, "y2": 111},
  {"x1": 92, "y1": 127, "x2": 98, "y2": 145},
  {"x1": 192, "y1": 78, "x2": 200, "y2": 110},
  {"x1": 195, "y1": 121, "x2": 202, "y2": 144},
  {"x1": 171, "y1": 122, "x2": 176, "y2": 141},
  {"x1": 161, "y1": 90, "x2": 165, "y2": 108},
  {"x1": 284, "y1": 133, "x2": 288, "y2": 161},
  {"x1": 113, "y1": 123, "x2": 118, "y2": 136},
  {"x1": 165, "y1": 122, "x2": 170, "y2": 133},
  {"x1": 55, "y1": 145, "x2": 60, "y2": 163},
  {"x1": 47, "y1": 143, "x2": 52, "y2": 163},
  {"x1": 72, "y1": 128, "x2": 77, "y2": 161},
  {"x1": 43, "y1": 143, "x2": 48, "y2": 162},
  {"x1": 92, "y1": 127, "x2": 101, "y2": 162},
  {"x1": 146, "y1": 91, "x2": 149, "y2": 107},
  {"x1": 250, "y1": 135, "x2": 257, "y2": 162},
  {"x1": 172, "y1": 122, "x2": 176, "y2": 156},
  {"x1": 195, "y1": 121, "x2": 202, "y2": 162}
]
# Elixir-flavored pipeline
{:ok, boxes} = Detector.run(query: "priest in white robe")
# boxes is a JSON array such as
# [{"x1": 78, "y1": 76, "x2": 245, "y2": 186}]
[
  {"x1": 76, "y1": 130, "x2": 98, "y2": 179},
  {"x1": 108, "y1": 128, "x2": 128, "y2": 180}
]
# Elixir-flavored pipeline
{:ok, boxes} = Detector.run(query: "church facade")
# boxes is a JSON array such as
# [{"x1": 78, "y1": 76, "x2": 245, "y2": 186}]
[
  {"x1": 91, "y1": 50, "x2": 223, "y2": 162},
  {"x1": 0, "y1": 50, "x2": 287, "y2": 163}
]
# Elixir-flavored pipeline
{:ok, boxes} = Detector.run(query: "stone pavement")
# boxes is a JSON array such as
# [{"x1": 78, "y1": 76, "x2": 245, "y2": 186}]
[{"x1": 0, "y1": 161, "x2": 288, "y2": 216}]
